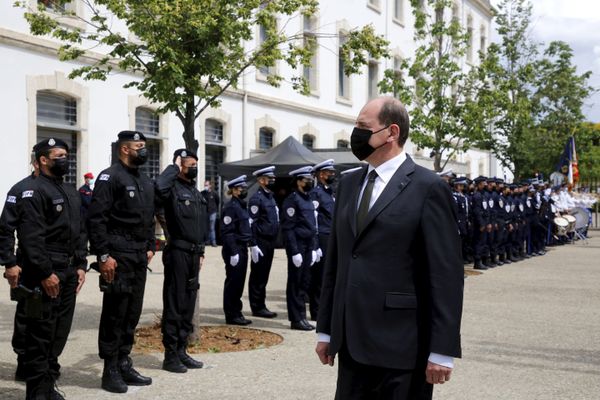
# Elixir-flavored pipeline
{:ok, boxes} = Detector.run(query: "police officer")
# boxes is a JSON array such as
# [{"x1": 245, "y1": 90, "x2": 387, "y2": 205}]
[
  {"x1": 155, "y1": 149, "x2": 207, "y2": 373},
  {"x1": 16, "y1": 138, "x2": 87, "y2": 399},
  {"x1": 309, "y1": 159, "x2": 335, "y2": 321},
  {"x1": 471, "y1": 176, "x2": 490, "y2": 270},
  {"x1": 248, "y1": 166, "x2": 279, "y2": 319},
  {"x1": 88, "y1": 130, "x2": 155, "y2": 393},
  {"x1": 281, "y1": 166, "x2": 318, "y2": 331},
  {"x1": 485, "y1": 177, "x2": 499, "y2": 267},
  {"x1": 221, "y1": 175, "x2": 253, "y2": 326},
  {"x1": 0, "y1": 154, "x2": 38, "y2": 382},
  {"x1": 451, "y1": 177, "x2": 469, "y2": 264}
]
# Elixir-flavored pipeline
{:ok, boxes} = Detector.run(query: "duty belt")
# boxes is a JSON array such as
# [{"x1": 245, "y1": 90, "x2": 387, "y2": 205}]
[{"x1": 169, "y1": 239, "x2": 205, "y2": 254}]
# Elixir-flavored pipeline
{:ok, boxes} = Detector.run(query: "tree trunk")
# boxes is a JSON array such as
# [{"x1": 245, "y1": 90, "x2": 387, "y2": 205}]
[
  {"x1": 434, "y1": 153, "x2": 442, "y2": 172},
  {"x1": 181, "y1": 100, "x2": 199, "y2": 153}
]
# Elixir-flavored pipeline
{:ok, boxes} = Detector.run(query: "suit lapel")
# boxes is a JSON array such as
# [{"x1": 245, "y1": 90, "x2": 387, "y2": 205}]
[
  {"x1": 347, "y1": 166, "x2": 368, "y2": 237},
  {"x1": 356, "y1": 156, "x2": 416, "y2": 238}
]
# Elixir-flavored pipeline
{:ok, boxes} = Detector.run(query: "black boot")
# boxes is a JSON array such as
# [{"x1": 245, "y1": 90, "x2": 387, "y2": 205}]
[
  {"x1": 163, "y1": 351, "x2": 187, "y2": 373},
  {"x1": 503, "y1": 253, "x2": 512, "y2": 264},
  {"x1": 49, "y1": 385, "x2": 66, "y2": 400},
  {"x1": 26, "y1": 378, "x2": 52, "y2": 400},
  {"x1": 102, "y1": 359, "x2": 128, "y2": 393},
  {"x1": 474, "y1": 260, "x2": 488, "y2": 270},
  {"x1": 497, "y1": 254, "x2": 505, "y2": 266},
  {"x1": 119, "y1": 356, "x2": 152, "y2": 386},
  {"x1": 178, "y1": 346, "x2": 204, "y2": 369}
]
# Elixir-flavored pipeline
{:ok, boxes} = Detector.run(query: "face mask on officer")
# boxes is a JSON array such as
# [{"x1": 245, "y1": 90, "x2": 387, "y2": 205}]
[
  {"x1": 128, "y1": 146, "x2": 148, "y2": 166},
  {"x1": 350, "y1": 126, "x2": 390, "y2": 161},
  {"x1": 184, "y1": 166, "x2": 198, "y2": 180},
  {"x1": 325, "y1": 175, "x2": 336, "y2": 185},
  {"x1": 239, "y1": 188, "x2": 248, "y2": 200},
  {"x1": 266, "y1": 179, "x2": 276, "y2": 190},
  {"x1": 303, "y1": 179, "x2": 314, "y2": 191},
  {"x1": 49, "y1": 156, "x2": 69, "y2": 177}
]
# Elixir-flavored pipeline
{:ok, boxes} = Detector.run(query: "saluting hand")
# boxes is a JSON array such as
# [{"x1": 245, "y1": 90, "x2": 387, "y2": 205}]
[
  {"x1": 41, "y1": 273, "x2": 60, "y2": 298},
  {"x1": 99, "y1": 256, "x2": 118, "y2": 283}
]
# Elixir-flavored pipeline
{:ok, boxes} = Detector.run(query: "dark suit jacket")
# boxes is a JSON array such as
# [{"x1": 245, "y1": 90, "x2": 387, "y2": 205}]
[{"x1": 317, "y1": 155, "x2": 463, "y2": 370}]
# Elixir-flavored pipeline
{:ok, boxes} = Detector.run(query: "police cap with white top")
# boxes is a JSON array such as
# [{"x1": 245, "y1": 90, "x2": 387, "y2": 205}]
[
  {"x1": 289, "y1": 166, "x2": 314, "y2": 179},
  {"x1": 227, "y1": 175, "x2": 247, "y2": 188},
  {"x1": 252, "y1": 166, "x2": 276, "y2": 177},
  {"x1": 313, "y1": 159, "x2": 335, "y2": 172},
  {"x1": 453, "y1": 177, "x2": 468, "y2": 185},
  {"x1": 117, "y1": 130, "x2": 146, "y2": 142},
  {"x1": 340, "y1": 166, "x2": 363, "y2": 176}
]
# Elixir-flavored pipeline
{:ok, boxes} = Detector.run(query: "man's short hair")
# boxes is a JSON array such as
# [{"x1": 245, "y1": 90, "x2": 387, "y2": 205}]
[{"x1": 377, "y1": 98, "x2": 410, "y2": 146}]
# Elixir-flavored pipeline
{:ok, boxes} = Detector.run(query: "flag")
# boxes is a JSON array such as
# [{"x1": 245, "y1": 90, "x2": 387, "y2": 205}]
[{"x1": 556, "y1": 136, "x2": 578, "y2": 185}]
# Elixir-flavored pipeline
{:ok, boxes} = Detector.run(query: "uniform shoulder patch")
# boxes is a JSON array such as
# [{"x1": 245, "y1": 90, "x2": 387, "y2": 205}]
[
  {"x1": 312, "y1": 200, "x2": 319, "y2": 209},
  {"x1": 223, "y1": 216, "x2": 232, "y2": 225},
  {"x1": 250, "y1": 205, "x2": 259, "y2": 214},
  {"x1": 22, "y1": 190, "x2": 34, "y2": 198},
  {"x1": 287, "y1": 207, "x2": 295, "y2": 217},
  {"x1": 6, "y1": 195, "x2": 16, "y2": 203},
  {"x1": 99, "y1": 174, "x2": 110, "y2": 181}
]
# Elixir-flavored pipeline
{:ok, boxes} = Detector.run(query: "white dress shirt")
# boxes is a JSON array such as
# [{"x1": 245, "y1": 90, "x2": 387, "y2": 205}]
[{"x1": 318, "y1": 151, "x2": 454, "y2": 369}]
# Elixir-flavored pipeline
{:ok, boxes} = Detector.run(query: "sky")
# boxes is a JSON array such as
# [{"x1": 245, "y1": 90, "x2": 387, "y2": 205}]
[{"x1": 490, "y1": 0, "x2": 600, "y2": 122}]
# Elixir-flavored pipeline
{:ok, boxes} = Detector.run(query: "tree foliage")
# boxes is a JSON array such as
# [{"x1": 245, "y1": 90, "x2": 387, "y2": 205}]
[
  {"x1": 378, "y1": 0, "x2": 492, "y2": 172},
  {"x1": 17, "y1": 0, "x2": 388, "y2": 151}
]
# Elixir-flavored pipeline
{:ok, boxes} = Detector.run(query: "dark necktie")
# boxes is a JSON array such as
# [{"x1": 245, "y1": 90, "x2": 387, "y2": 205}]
[{"x1": 356, "y1": 170, "x2": 378, "y2": 232}]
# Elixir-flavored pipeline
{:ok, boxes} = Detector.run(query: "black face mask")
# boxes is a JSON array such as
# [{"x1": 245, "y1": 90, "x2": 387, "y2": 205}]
[
  {"x1": 49, "y1": 157, "x2": 69, "y2": 177},
  {"x1": 239, "y1": 189, "x2": 248, "y2": 200},
  {"x1": 184, "y1": 167, "x2": 198, "y2": 180},
  {"x1": 266, "y1": 179, "x2": 276, "y2": 190},
  {"x1": 303, "y1": 181, "x2": 314, "y2": 191},
  {"x1": 130, "y1": 147, "x2": 148, "y2": 166},
  {"x1": 325, "y1": 176, "x2": 336, "y2": 185},
  {"x1": 350, "y1": 126, "x2": 389, "y2": 161}
]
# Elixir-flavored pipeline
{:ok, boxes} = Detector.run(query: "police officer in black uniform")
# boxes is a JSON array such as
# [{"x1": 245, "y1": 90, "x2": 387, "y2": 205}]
[
  {"x1": 221, "y1": 175, "x2": 253, "y2": 326},
  {"x1": 0, "y1": 155, "x2": 38, "y2": 382},
  {"x1": 16, "y1": 138, "x2": 87, "y2": 399},
  {"x1": 281, "y1": 166, "x2": 318, "y2": 331},
  {"x1": 451, "y1": 177, "x2": 469, "y2": 264},
  {"x1": 309, "y1": 159, "x2": 335, "y2": 321},
  {"x1": 155, "y1": 149, "x2": 207, "y2": 373},
  {"x1": 471, "y1": 176, "x2": 490, "y2": 270},
  {"x1": 248, "y1": 166, "x2": 279, "y2": 319},
  {"x1": 87, "y1": 131, "x2": 155, "y2": 393}
]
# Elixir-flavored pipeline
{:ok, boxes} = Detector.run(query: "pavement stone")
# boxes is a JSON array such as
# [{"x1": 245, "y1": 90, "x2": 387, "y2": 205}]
[{"x1": 1, "y1": 234, "x2": 599, "y2": 399}]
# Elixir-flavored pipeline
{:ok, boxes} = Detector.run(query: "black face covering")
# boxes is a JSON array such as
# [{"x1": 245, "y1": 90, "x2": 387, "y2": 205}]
[
  {"x1": 239, "y1": 189, "x2": 248, "y2": 200},
  {"x1": 185, "y1": 167, "x2": 198, "y2": 180},
  {"x1": 266, "y1": 179, "x2": 276, "y2": 190},
  {"x1": 350, "y1": 126, "x2": 389, "y2": 161},
  {"x1": 49, "y1": 157, "x2": 69, "y2": 177},
  {"x1": 303, "y1": 180, "x2": 314, "y2": 191},
  {"x1": 130, "y1": 147, "x2": 148, "y2": 166},
  {"x1": 325, "y1": 175, "x2": 336, "y2": 185}
]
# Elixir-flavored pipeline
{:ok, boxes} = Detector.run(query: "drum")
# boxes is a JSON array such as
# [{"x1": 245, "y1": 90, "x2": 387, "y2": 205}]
[
  {"x1": 553, "y1": 217, "x2": 569, "y2": 236},
  {"x1": 570, "y1": 207, "x2": 590, "y2": 230},
  {"x1": 564, "y1": 215, "x2": 576, "y2": 233}
]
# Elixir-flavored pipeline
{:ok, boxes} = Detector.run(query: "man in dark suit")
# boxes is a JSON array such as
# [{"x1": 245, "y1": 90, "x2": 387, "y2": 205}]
[{"x1": 315, "y1": 97, "x2": 464, "y2": 400}]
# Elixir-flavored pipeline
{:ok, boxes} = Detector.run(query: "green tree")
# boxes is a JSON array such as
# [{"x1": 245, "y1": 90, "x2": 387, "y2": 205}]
[
  {"x1": 17, "y1": 0, "x2": 388, "y2": 152},
  {"x1": 576, "y1": 123, "x2": 600, "y2": 182},
  {"x1": 478, "y1": 0, "x2": 592, "y2": 180},
  {"x1": 378, "y1": 0, "x2": 493, "y2": 172}
]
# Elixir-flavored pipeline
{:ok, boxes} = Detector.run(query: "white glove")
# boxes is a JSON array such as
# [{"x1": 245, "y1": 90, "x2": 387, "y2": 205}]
[
  {"x1": 250, "y1": 246, "x2": 264, "y2": 263},
  {"x1": 230, "y1": 254, "x2": 239, "y2": 267},
  {"x1": 315, "y1": 248, "x2": 323, "y2": 263},
  {"x1": 311, "y1": 250, "x2": 317, "y2": 266},
  {"x1": 292, "y1": 253, "x2": 303, "y2": 268}
]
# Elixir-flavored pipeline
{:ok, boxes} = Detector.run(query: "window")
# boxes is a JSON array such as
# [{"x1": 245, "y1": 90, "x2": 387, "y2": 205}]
[
  {"x1": 36, "y1": 91, "x2": 78, "y2": 186},
  {"x1": 205, "y1": 119, "x2": 223, "y2": 143},
  {"x1": 257, "y1": 24, "x2": 276, "y2": 76},
  {"x1": 302, "y1": 134, "x2": 314, "y2": 149},
  {"x1": 418, "y1": 0, "x2": 425, "y2": 10},
  {"x1": 466, "y1": 16, "x2": 474, "y2": 63},
  {"x1": 259, "y1": 127, "x2": 274, "y2": 150},
  {"x1": 480, "y1": 25, "x2": 487, "y2": 57},
  {"x1": 368, "y1": 61, "x2": 379, "y2": 99},
  {"x1": 337, "y1": 139, "x2": 349, "y2": 149},
  {"x1": 338, "y1": 32, "x2": 350, "y2": 100},
  {"x1": 452, "y1": 2, "x2": 460, "y2": 22},
  {"x1": 205, "y1": 145, "x2": 224, "y2": 191},
  {"x1": 393, "y1": 0, "x2": 404, "y2": 22},
  {"x1": 135, "y1": 107, "x2": 161, "y2": 180},
  {"x1": 38, "y1": 0, "x2": 73, "y2": 12},
  {"x1": 303, "y1": 15, "x2": 318, "y2": 92}
]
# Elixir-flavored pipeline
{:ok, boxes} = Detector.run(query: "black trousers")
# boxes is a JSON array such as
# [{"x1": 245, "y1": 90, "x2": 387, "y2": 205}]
[
  {"x1": 222, "y1": 246, "x2": 248, "y2": 319},
  {"x1": 12, "y1": 299, "x2": 27, "y2": 369},
  {"x1": 162, "y1": 246, "x2": 200, "y2": 352},
  {"x1": 23, "y1": 269, "x2": 77, "y2": 389},
  {"x1": 286, "y1": 240, "x2": 312, "y2": 323},
  {"x1": 473, "y1": 227, "x2": 488, "y2": 261},
  {"x1": 309, "y1": 234, "x2": 329, "y2": 320},
  {"x1": 98, "y1": 250, "x2": 148, "y2": 361},
  {"x1": 248, "y1": 237, "x2": 275, "y2": 312},
  {"x1": 335, "y1": 343, "x2": 432, "y2": 400}
]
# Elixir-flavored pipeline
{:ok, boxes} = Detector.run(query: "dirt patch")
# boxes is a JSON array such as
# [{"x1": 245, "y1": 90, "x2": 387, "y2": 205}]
[
  {"x1": 133, "y1": 318, "x2": 283, "y2": 354},
  {"x1": 464, "y1": 268, "x2": 484, "y2": 276}
]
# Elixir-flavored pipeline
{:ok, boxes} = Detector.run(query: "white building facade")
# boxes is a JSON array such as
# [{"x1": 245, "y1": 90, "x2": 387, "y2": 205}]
[{"x1": 0, "y1": 0, "x2": 509, "y2": 198}]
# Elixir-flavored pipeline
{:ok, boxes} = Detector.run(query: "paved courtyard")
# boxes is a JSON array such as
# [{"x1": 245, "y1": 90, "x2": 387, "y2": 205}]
[{"x1": 1, "y1": 234, "x2": 599, "y2": 399}]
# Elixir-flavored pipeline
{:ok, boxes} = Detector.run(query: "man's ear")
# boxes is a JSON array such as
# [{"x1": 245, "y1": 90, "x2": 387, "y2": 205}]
[{"x1": 388, "y1": 124, "x2": 400, "y2": 142}]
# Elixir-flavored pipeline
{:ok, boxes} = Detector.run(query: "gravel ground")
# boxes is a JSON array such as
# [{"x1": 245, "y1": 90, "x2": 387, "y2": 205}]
[{"x1": 1, "y1": 233, "x2": 598, "y2": 399}]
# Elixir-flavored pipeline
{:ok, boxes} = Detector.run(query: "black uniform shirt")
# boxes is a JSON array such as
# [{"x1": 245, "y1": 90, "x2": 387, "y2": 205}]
[{"x1": 87, "y1": 160, "x2": 155, "y2": 256}]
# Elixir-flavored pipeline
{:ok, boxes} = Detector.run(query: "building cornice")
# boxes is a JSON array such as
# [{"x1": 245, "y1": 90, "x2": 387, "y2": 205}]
[{"x1": 468, "y1": 0, "x2": 494, "y2": 18}]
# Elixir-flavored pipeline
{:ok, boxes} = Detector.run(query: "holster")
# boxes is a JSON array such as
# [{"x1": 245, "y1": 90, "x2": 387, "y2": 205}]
[
  {"x1": 10, "y1": 285, "x2": 43, "y2": 318},
  {"x1": 99, "y1": 271, "x2": 134, "y2": 294},
  {"x1": 186, "y1": 277, "x2": 200, "y2": 291}
]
